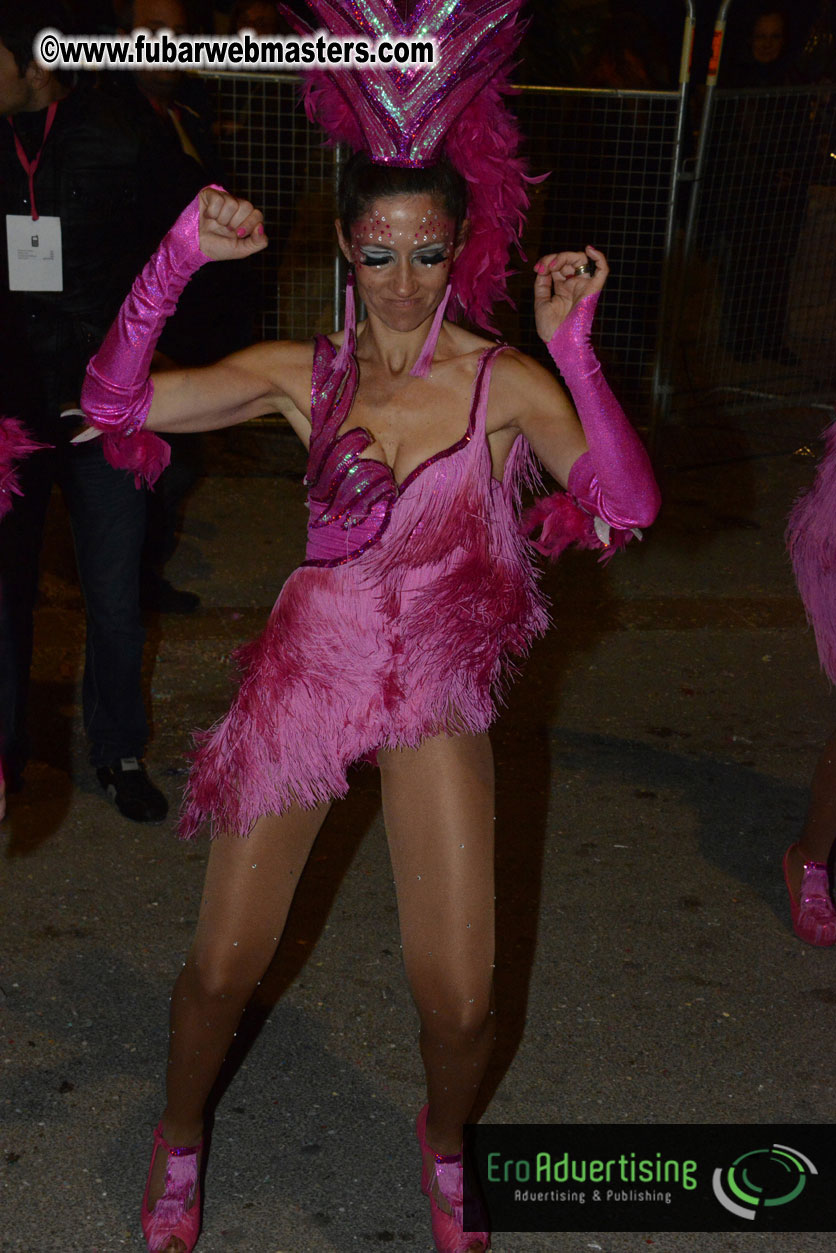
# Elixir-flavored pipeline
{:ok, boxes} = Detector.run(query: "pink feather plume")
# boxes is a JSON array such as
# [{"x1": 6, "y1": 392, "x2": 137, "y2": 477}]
[
  {"x1": 282, "y1": 0, "x2": 534, "y2": 330},
  {"x1": 521, "y1": 491, "x2": 636, "y2": 565},
  {"x1": 0, "y1": 417, "x2": 49, "y2": 521},
  {"x1": 101, "y1": 430, "x2": 171, "y2": 489}
]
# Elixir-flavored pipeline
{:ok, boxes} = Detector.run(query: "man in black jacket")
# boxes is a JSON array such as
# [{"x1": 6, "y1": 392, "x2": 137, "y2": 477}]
[
  {"x1": 0, "y1": 1, "x2": 168, "y2": 822},
  {"x1": 109, "y1": 0, "x2": 255, "y2": 613}
]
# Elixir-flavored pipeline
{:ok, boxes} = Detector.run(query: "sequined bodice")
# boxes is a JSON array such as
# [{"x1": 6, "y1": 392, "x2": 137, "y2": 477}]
[{"x1": 303, "y1": 336, "x2": 502, "y2": 567}]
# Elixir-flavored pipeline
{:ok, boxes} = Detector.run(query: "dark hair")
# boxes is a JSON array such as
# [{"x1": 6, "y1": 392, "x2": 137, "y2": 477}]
[
  {"x1": 338, "y1": 150, "x2": 468, "y2": 235},
  {"x1": 752, "y1": 3, "x2": 791, "y2": 36},
  {"x1": 114, "y1": 1, "x2": 198, "y2": 30},
  {"x1": 113, "y1": 0, "x2": 134, "y2": 26},
  {"x1": 0, "y1": 0, "x2": 74, "y2": 75}
]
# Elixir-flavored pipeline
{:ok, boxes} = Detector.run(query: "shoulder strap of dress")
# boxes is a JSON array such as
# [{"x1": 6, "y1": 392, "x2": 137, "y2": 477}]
[
  {"x1": 470, "y1": 343, "x2": 510, "y2": 440},
  {"x1": 476, "y1": 344, "x2": 544, "y2": 508},
  {"x1": 310, "y1": 334, "x2": 337, "y2": 432},
  {"x1": 305, "y1": 334, "x2": 359, "y2": 488}
]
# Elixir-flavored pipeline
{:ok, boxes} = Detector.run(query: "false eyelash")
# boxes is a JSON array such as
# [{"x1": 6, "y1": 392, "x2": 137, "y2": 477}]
[
  {"x1": 358, "y1": 250, "x2": 450, "y2": 268},
  {"x1": 359, "y1": 253, "x2": 392, "y2": 266}
]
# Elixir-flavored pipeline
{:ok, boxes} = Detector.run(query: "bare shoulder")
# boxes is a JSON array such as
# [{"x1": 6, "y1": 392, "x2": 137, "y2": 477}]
[
  {"x1": 255, "y1": 338, "x2": 315, "y2": 387},
  {"x1": 226, "y1": 338, "x2": 315, "y2": 417},
  {"x1": 436, "y1": 322, "x2": 504, "y2": 387},
  {"x1": 441, "y1": 322, "x2": 497, "y2": 358},
  {"x1": 487, "y1": 347, "x2": 571, "y2": 433},
  {"x1": 492, "y1": 346, "x2": 562, "y2": 391}
]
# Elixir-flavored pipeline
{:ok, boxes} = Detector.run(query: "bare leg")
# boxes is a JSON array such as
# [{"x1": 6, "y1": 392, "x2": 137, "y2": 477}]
[
  {"x1": 146, "y1": 802, "x2": 329, "y2": 1250},
  {"x1": 380, "y1": 731, "x2": 496, "y2": 1159},
  {"x1": 787, "y1": 728, "x2": 836, "y2": 897}
]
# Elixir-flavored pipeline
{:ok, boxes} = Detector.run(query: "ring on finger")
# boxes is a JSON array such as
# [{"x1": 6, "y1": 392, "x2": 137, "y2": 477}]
[{"x1": 574, "y1": 263, "x2": 591, "y2": 276}]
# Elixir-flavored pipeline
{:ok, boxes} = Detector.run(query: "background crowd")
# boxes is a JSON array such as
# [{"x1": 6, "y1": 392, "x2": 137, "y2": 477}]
[{"x1": 39, "y1": 1, "x2": 836, "y2": 88}]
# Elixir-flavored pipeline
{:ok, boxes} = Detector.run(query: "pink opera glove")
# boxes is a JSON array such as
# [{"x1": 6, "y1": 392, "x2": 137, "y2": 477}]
[
  {"x1": 80, "y1": 191, "x2": 212, "y2": 487},
  {"x1": 549, "y1": 292, "x2": 661, "y2": 535}
]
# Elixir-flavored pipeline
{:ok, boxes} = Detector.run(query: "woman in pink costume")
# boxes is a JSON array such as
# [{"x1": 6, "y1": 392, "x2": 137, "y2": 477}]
[
  {"x1": 785, "y1": 424, "x2": 836, "y2": 947},
  {"x1": 77, "y1": 5, "x2": 660, "y2": 1251}
]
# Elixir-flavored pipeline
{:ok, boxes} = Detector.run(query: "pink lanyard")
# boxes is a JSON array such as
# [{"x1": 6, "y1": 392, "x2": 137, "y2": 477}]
[{"x1": 7, "y1": 101, "x2": 59, "y2": 222}]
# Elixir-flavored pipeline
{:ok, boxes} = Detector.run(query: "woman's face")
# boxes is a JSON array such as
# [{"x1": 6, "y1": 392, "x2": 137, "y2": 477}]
[
  {"x1": 752, "y1": 13, "x2": 786, "y2": 63},
  {"x1": 337, "y1": 193, "x2": 459, "y2": 334}
]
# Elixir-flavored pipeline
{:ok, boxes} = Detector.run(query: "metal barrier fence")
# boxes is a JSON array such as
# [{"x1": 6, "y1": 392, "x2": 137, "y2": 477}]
[
  {"x1": 199, "y1": 6, "x2": 836, "y2": 438},
  {"x1": 668, "y1": 82, "x2": 836, "y2": 423},
  {"x1": 652, "y1": 0, "x2": 836, "y2": 438},
  {"x1": 201, "y1": 7, "x2": 695, "y2": 420},
  {"x1": 207, "y1": 72, "x2": 344, "y2": 344},
  {"x1": 491, "y1": 85, "x2": 686, "y2": 415}
]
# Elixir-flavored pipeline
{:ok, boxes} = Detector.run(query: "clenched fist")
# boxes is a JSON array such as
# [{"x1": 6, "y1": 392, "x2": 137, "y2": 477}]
[{"x1": 198, "y1": 187, "x2": 268, "y2": 262}]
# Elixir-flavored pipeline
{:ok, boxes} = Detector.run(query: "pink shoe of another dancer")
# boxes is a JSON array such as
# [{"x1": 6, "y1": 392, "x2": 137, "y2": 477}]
[
  {"x1": 416, "y1": 1105, "x2": 490, "y2": 1253},
  {"x1": 141, "y1": 1122, "x2": 202, "y2": 1253},
  {"x1": 783, "y1": 845, "x2": 836, "y2": 946}
]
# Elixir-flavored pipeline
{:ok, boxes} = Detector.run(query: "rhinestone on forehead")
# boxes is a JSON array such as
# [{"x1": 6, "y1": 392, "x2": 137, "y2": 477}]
[
  {"x1": 412, "y1": 208, "x2": 448, "y2": 243},
  {"x1": 351, "y1": 205, "x2": 454, "y2": 248},
  {"x1": 359, "y1": 211, "x2": 394, "y2": 242}
]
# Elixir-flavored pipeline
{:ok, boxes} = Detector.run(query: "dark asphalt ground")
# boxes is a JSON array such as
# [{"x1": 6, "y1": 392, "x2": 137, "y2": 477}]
[{"x1": 3, "y1": 407, "x2": 836, "y2": 1252}]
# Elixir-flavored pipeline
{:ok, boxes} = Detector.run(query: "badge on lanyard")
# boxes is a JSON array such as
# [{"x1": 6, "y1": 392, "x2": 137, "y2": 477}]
[{"x1": 5, "y1": 101, "x2": 63, "y2": 292}]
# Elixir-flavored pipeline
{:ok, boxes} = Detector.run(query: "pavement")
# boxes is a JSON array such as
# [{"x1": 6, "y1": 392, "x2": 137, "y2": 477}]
[{"x1": 3, "y1": 408, "x2": 836, "y2": 1253}]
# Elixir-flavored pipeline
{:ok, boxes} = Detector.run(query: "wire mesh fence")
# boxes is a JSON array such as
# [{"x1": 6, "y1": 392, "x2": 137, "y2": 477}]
[
  {"x1": 200, "y1": 71, "x2": 685, "y2": 420},
  {"x1": 499, "y1": 86, "x2": 683, "y2": 416},
  {"x1": 205, "y1": 71, "x2": 343, "y2": 345},
  {"x1": 197, "y1": 16, "x2": 836, "y2": 446},
  {"x1": 674, "y1": 83, "x2": 836, "y2": 417}
]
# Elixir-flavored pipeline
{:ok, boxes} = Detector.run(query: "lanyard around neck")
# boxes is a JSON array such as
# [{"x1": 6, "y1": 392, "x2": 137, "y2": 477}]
[{"x1": 7, "y1": 101, "x2": 59, "y2": 222}]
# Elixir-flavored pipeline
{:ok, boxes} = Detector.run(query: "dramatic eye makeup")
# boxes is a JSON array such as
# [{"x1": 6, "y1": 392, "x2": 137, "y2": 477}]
[
  {"x1": 357, "y1": 248, "x2": 395, "y2": 266},
  {"x1": 354, "y1": 244, "x2": 452, "y2": 267},
  {"x1": 416, "y1": 247, "x2": 450, "y2": 266}
]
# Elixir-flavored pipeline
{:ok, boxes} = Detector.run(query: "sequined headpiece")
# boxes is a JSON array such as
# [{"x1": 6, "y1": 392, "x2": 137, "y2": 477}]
[{"x1": 282, "y1": 0, "x2": 531, "y2": 332}]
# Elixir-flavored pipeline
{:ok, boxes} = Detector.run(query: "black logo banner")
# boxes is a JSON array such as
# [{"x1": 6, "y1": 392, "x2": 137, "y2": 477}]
[{"x1": 462, "y1": 1124, "x2": 836, "y2": 1232}]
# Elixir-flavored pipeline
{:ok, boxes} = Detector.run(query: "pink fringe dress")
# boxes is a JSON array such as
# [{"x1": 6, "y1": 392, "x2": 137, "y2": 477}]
[{"x1": 179, "y1": 338, "x2": 549, "y2": 838}]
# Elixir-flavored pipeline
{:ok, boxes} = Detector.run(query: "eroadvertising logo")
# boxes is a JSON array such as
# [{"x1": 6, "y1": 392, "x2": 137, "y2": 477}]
[
  {"x1": 712, "y1": 1143, "x2": 817, "y2": 1220},
  {"x1": 463, "y1": 1125, "x2": 836, "y2": 1233}
]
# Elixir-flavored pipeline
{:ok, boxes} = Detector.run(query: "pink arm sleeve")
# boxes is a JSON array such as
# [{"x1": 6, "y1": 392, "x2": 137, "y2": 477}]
[
  {"x1": 548, "y1": 292, "x2": 661, "y2": 531},
  {"x1": 80, "y1": 193, "x2": 211, "y2": 437}
]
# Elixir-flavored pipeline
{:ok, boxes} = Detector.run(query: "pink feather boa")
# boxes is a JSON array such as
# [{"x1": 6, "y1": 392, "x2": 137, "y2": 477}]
[
  {"x1": 521, "y1": 491, "x2": 636, "y2": 565},
  {"x1": 101, "y1": 429, "x2": 171, "y2": 490},
  {"x1": 0, "y1": 417, "x2": 49, "y2": 521}
]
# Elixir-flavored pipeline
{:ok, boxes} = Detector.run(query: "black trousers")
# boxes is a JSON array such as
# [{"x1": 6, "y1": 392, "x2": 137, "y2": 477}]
[{"x1": 0, "y1": 435, "x2": 148, "y2": 779}]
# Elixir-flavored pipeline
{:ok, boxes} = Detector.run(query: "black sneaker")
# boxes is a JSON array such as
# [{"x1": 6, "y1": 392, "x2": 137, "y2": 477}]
[
  {"x1": 141, "y1": 577, "x2": 201, "y2": 614},
  {"x1": 96, "y1": 757, "x2": 169, "y2": 823}
]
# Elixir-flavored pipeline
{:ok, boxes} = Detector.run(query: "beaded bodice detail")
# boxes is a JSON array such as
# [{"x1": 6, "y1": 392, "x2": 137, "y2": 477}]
[{"x1": 303, "y1": 335, "x2": 502, "y2": 567}]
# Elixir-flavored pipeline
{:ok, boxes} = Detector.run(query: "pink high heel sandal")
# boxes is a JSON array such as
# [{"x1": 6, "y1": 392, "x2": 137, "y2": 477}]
[
  {"x1": 141, "y1": 1122, "x2": 202, "y2": 1253},
  {"x1": 416, "y1": 1105, "x2": 490, "y2": 1253},
  {"x1": 783, "y1": 845, "x2": 836, "y2": 947}
]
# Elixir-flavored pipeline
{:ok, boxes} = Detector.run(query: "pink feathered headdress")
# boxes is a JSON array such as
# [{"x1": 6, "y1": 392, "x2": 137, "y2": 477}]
[{"x1": 281, "y1": 0, "x2": 532, "y2": 332}]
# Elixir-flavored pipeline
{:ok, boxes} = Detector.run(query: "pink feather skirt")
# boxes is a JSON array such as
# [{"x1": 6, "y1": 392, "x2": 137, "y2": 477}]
[{"x1": 179, "y1": 487, "x2": 548, "y2": 839}]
